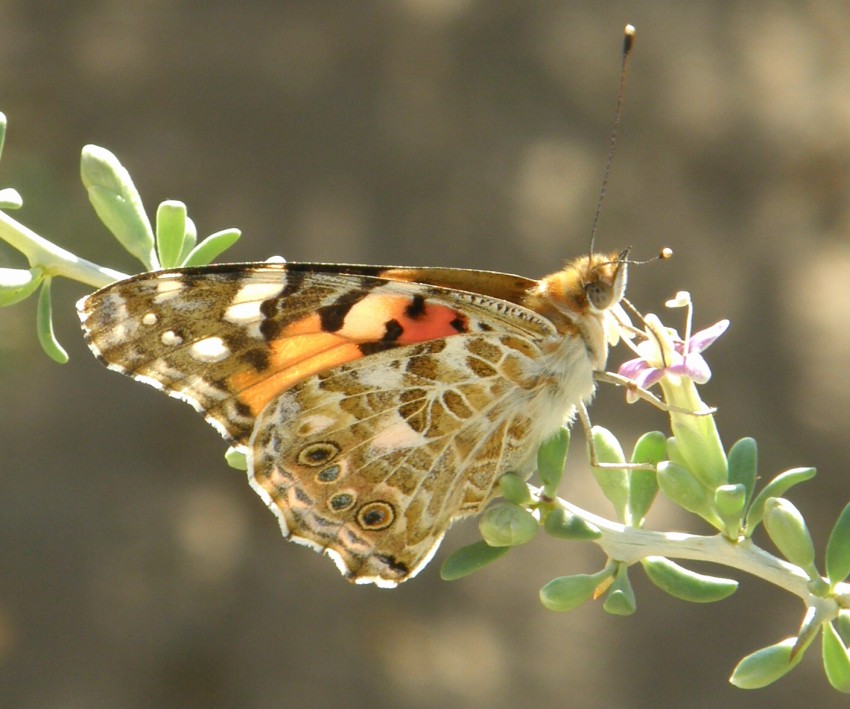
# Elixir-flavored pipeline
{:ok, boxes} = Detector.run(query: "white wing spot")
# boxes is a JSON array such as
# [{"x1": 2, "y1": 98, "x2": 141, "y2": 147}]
[
  {"x1": 296, "y1": 414, "x2": 336, "y2": 436},
  {"x1": 153, "y1": 278, "x2": 185, "y2": 303},
  {"x1": 232, "y1": 281, "x2": 284, "y2": 304},
  {"x1": 224, "y1": 300, "x2": 262, "y2": 324},
  {"x1": 161, "y1": 330, "x2": 184, "y2": 347},
  {"x1": 142, "y1": 312, "x2": 158, "y2": 326},
  {"x1": 190, "y1": 336, "x2": 231, "y2": 363},
  {"x1": 370, "y1": 419, "x2": 427, "y2": 451}
]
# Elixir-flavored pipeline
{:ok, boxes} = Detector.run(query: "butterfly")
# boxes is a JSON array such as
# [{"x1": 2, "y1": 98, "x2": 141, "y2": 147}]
[{"x1": 77, "y1": 252, "x2": 629, "y2": 587}]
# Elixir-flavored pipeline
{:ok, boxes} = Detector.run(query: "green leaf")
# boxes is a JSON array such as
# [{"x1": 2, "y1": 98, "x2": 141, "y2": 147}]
[
  {"x1": 177, "y1": 216, "x2": 198, "y2": 265},
  {"x1": 837, "y1": 612, "x2": 850, "y2": 646},
  {"x1": 746, "y1": 467, "x2": 817, "y2": 535},
  {"x1": 715, "y1": 483, "x2": 747, "y2": 538},
  {"x1": 727, "y1": 437, "x2": 757, "y2": 507},
  {"x1": 36, "y1": 278, "x2": 68, "y2": 364},
  {"x1": 631, "y1": 430, "x2": 667, "y2": 467},
  {"x1": 0, "y1": 187, "x2": 23, "y2": 209},
  {"x1": 543, "y1": 507, "x2": 601, "y2": 540},
  {"x1": 540, "y1": 571, "x2": 609, "y2": 613},
  {"x1": 440, "y1": 540, "x2": 510, "y2": 581},
  {"x1": 224, "y1": 446, "x2": 248, "y2": 471},
  {"x1": 823, "y1": 622, "x2": 850, "y2": 693},
  {"x1": 730, "y1": 638, "x2": 805, "y2": 689},
  {"x1": 155, "y1": 200, "x2": 187, "y2": 268},
  {"x1": 657, "y1": 461, "x2": 722, "y2": 529},
  {"x1": 0, "y1": 111, "x2": 6, "y2": 162},
  {"x1": 827, "y1": 503, "x2": 850, "y2": 586},
  {"x1": 628, "y1": 431, "x2": 664, "y2": 526},
  {"x1": 666, "y1": 387, "x2": 727, "y2": 490},
  {"x1": 537, "y1": 427, "x2": 569, "y2": 497},
  {"x1": 763, "y1": 497, "x2": 816, "y2": 573},
  {"x1": 603, "y1": 565, "x2": 636, "y2": 616},
  {"x1": 499, "y1": 472, "x2": 532, "y2": 506},
  {"x1": 641, "y1": 556, "x2": 738, "y2": 602},
  {"x1": 182, "y1": 228, "x2": 241, "y2": 267},
  {"x1": 478, "y1": 502, "x2": 538, "y2": 547},
  {"x1": 0, "y1": 267, "x2": 42, "y2": 306},
  {"x1": 665, "y1": 436, "x2": 688, "y2": 469},
  {"x1": 590, "y1": 426, "x2": 629, "y2": 523},
  {"x1": 81, "y1": 145, "x2": 157, "y2": 270}
]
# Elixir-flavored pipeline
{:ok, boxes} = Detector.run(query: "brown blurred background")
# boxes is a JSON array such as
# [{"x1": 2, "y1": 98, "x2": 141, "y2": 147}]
[{"x1": 2, "y1": 2, "x2": 850, "y2": 707}]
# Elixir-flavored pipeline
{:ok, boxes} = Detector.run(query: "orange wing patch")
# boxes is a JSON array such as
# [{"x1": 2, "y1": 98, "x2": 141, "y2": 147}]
[{"x1": 229, "y1": 292, "x2": 468, "y2": 416}]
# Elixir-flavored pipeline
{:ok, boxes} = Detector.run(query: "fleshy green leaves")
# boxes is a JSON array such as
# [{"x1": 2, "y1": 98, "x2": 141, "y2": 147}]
[
  {"x1": 0, "y1": 267, "x2": 42, "y2": 306},
  {"x1": 590, "y1": 426, "x2": 629, "y2": 522},
  {"x1": 641, "y1": 556, "x2": 737, "y2": 603},
  {"x1": 80, "y1": 145, "x2": 241, "y2": 272},
  {"x1": 826, "y1": 503, "x2": 850, "y2": 587},
  {"x1": 590, "y1": 427, "x2": 662, "y2": 527},
  {"x1": 727, "y1": 437, "x2": 757, "y2": 508},
  {"x1": 182, "y1": 227, "x2": 242, "y2": 267},
  {"x1": 823, "y1": 622, "x2": 850, "y2": 693},
  {"x1": 543, "y1": 508, "x2": 601, "y2": 540},
  {"x1": 81, "y1": 145, "x2": 158, "y2": 270},
  {"x1": 478, "y1": 502, "x2": 538, "y2": 547},
  {"x1": 36, "y1": 277, "x2": 67, "y2": 363},
  {"x1": 224, "y1": 447, "x2": 248, "y2": 471},
  {"x1": 537, "y1": 427, "x2": 570, "y2": 498},
  {"x1": 155, "y1": 200, "x2": 188, "y2": 268},
  {"x1": 440, "y1": 541, "x2": 511, "y2": 581},
  {"x1": 745, "y1": 467, "x2": 816, "y2": 535},
  {"x1": 540, "y1": 568, "x2": 613, "y2": 613},
  {"x1": 3, "y1": 136, "x2": 244, "y2": 364},
  {"x1": 730, "y1": 637, "x2": 806, "y2": 689},
  {"x1": 762, "y1": 497, "x2": 817, "y2": 576}
]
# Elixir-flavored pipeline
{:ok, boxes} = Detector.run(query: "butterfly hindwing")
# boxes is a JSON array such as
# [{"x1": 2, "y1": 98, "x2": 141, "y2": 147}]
[{"x1": 249, "y1": 334, "x2": 544, "y2": 586}]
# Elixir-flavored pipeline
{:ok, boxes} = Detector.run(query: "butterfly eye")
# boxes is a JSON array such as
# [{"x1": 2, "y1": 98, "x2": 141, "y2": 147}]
[{"x1": 585, "y1": 280, "x2": 614, "y2": 310}]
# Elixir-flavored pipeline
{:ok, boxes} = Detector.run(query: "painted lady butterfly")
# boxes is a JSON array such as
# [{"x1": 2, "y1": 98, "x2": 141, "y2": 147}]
[{"x1": 77, "y1": 253, "x2": 629, "y2": 587}]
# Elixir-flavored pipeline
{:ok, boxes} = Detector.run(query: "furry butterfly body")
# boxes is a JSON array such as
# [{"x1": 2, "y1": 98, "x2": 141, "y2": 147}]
[{"x1": 78, "y1": 254, "x2": 628, "y2": 587}]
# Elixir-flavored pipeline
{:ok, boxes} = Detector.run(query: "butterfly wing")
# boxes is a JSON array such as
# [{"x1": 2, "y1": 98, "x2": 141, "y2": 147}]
[{"x1": 78, "y1": 263, "x2": 562, "y2": 585}]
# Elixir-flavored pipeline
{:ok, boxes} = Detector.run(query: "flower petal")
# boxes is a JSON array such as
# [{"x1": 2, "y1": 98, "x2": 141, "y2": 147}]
[
  {"x1": 687, "y1": 319, "x2": 730, "y2": 354},
  {"x1": 618, "y1": 358, "x2": 649, "y2": 380},
  {"x1": 669, "y1": 352, "x2": 712, "y2": 383},
  {"x1": 635, "y1": 367, "x2": 666, "y2": 390}
]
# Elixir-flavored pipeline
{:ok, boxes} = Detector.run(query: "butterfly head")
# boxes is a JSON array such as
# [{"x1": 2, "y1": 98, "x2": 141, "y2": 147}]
[{"x1": 538, "y1": 248, "x2": 630, "y2": 318}]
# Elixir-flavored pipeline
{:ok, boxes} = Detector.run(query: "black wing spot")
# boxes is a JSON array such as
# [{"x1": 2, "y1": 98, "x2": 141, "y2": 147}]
[
  {"x1": 260, "y1": 314, "x2": 283, "y2": 340},
  {"x1": 449, "y1": 316, "x2": 467, "y2": 333},
  {"x1": 241, "y1": 347, "x2": 270, "y2": 371},
  {"x1": 357, "y1": 501, "x2": 395, "y2": 530},
  {"x1": 359, "y1": 341, "x2": 398, "y2": 356},
  {"x1": 376, "y1": 554, "x2": 410, "y2": 576},
  {"x1": 297, "y1": 441, "x2": 341, "y2": 466},
  {"x1": 318, "y1": 289, "x2": 372, "y2": 332},
  {"x1": 383, "y1": 318, "x2": 404, "y2": 342},
  {"x1": 405, "y1": 294, "x2": 426, "y2": 320}
]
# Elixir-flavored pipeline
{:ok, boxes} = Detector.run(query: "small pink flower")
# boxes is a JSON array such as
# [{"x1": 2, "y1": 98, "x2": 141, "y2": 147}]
[{"x1": 618, "y1": 317, "x2": 729, "y2": 398}]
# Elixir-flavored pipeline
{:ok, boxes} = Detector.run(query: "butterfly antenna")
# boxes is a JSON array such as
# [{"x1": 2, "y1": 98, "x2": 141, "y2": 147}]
[{"x1": 588, "y1": 24, "x2": 636, "y2": 257}]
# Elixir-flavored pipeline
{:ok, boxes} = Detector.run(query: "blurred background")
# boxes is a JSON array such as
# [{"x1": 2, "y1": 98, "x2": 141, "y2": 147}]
[{"x1": 2, "y1": 1, "x2": 850, "y2": 706}]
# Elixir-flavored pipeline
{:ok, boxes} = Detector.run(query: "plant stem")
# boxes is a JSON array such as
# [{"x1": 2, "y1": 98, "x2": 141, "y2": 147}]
[
  {"x1": 0, "y1": 210, "x2": 126, "y2": 288},
  {"x1": 552, "y1": 493, "x2": 840, "y2": 607}
]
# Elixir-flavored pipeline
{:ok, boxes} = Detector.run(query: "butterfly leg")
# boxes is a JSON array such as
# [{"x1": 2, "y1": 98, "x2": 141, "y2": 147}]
[
  {"x1": 593, "y1": 370, "x2": 716, "y2": 416},
  {"x1": 577, "y1": 403, "x2": 656, "y2": 471}
]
